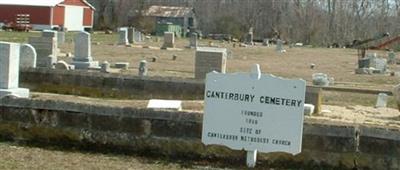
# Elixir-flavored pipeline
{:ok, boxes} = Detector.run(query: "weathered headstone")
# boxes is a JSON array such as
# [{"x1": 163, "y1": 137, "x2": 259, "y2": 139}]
[
  {"x1": 71, "y1": 31, "x2": 99, "y2": 69},
  {"x1": 276, "y1": 39, "x2": 285, "y2": 53},
  {"x1": 312, "y1": 73, "x2": 330, "y2": 86},
  {"x1": 0, "y1": 42, "x2": 29, "y2": 98},
  {"x1": 118, "y1": 28, "x2": 129, "y2": 45},
  {"x1": 57, "y1": 31, "x2": 65, "y2": 45},
  {"x1": 42, "y1": 30, "x2": 59, "y2": 53},
  {"x1": 388, "y1": 51, "x2": 396, "y2": 64},
  {"x1": 115, "y1": 62, "x2": 129, "y2": 70},
  {"x1": 162, "y1": 32, "x2": 175, "y2": 49},
  {"x1": 100, "y1": 61, "x2": 111, "y2": 73},
  {"x1": 127, "y1": 27, "x2": 135, "y2": 44},
  {"x1": 202, "y1": 64, "x2": 305, "y2": 168},
  {"x1": 189, "y1": 33, "x2": 198, "y2": 48},
  {"x1": 19, "y1": 44, "x2": 37, "y2": 69},
  {"x1": 195, "y1": 47, "x2": 227, "y2": 79},
  {"x1": 28, "y1": 36, "x2": 57, "y2": 68},
  {"x1": 262, "y1": 39, "x2": 270, "y2": 46},
  {"x1": 375, "y1": 93, "x2": 388, "y2": 108},
  {"x1": 134, "y1": 31, "x2": 142, "y2": 42},
  {"x1": 245, "y1": 32, "x2": 254, "y2": 45},
  {"x1": 373, "y1": 58, "x2": 387, "y2": 73},
  {"x1": 139, "y1": 60, "x2": 148, "y2": 76}
]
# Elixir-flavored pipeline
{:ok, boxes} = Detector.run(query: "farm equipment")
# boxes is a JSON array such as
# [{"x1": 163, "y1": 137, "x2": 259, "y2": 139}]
[{"x1": 2, "y1": 14, "x2": 32, "y2": 32}]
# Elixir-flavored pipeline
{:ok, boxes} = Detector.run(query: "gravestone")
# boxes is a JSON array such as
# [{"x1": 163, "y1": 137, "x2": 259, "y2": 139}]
[
  {"x1": 375, "y1": 93, "x2": 388, "y2": 108},
  {"x1": 262, "y1": 39, "x2": 270, "y2": 46},
  {"x1": 195, "y1": 47, "x2": 227, "y2": 79},
  {"x1": 19, "y1": 44, "x2": 37, "y2": 69},
  {"x1": 28, "y1": 36, "x2": 57, "y2": 68},
  {"x1": 115, "y1": 62, "x2": 129, "y2": 70},
  {"x1": 139, "y1": 60, "x2": 148, "y2": 76},
  {"x1": 118, "y1": 28, "x2": 129, "y2": 45},
  {"x1": 276, "y1": 39, "x2": 285, "y2": 52},
  {"x1": 42, "y1": 30, "x2": 59, "y2": 53},
  {"x1": 202, "y1": 64, "x2": 306, "y2": 168},
  {"x1": 0, "y1": 42, "x2": 29, "y2": 98},
  {"x1": 147, "y1": 99, "x2": 182, "y2": 111},
  {"x1": 312, "y1": 73, "x2": 330, "y2": 86},
  {"x1": 100, "y1": 61, "x2": 111, "y2": 73},
  {"x1": 388, "y1": 51, "x2": 396, "y2": 64},
  {"x1": 57, "y1": 31, "x2": 65, "y2": 45},
  {"x1": 128, "y1": 27, "x2": 135, "y2": 44},
  {"x1": 393, "y1": 84, "x2": 400, "y2": 111},
  {"x1": 245, "y1": 32, "x2": 254, "y2": 45},
  {"x1": 162, "y1": 32, "x2": 175, "y2": 49},
  {"x1": 189, "y1": 33, "x2": 198, "y2": 48},
  {"x1": 373, "y1": 58, "x2": 387, "y2": 73},
  {"x1": 71, "y1": 31, "x2": 99, "y2": 69},
  {"x1": 134, "y1": 31, "x2": 142, "y2": 42}
]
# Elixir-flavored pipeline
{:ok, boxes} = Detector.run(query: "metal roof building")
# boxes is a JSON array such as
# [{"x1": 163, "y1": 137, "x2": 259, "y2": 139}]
[
  {"x1": 144, "y1": 5, "x2": 197, "y2": 30},
  {"x1": 0, "y1": 0, "x2": 95, "y2": 31}
]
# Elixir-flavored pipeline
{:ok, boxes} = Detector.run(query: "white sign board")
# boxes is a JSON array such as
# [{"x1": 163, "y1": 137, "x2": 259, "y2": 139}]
[{"x1": 202, "y1": 71, "x2": 306, "y2": 154}]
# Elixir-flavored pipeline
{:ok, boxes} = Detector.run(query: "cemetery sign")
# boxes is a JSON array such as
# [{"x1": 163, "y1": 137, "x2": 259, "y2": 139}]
[{"x1": 202, "y1": 67, "x2": 306, "y2": 155}]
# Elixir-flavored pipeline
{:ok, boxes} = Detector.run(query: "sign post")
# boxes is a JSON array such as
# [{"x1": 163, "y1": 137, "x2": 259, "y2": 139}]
[{"x1": 202, "y1": 64, "x2": 306, "y2": 168}]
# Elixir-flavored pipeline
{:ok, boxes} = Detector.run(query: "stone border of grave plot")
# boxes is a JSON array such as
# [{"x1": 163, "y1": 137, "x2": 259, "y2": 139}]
[{"x1": 0, "y1": 96, "x2": 399, "y2": 169}]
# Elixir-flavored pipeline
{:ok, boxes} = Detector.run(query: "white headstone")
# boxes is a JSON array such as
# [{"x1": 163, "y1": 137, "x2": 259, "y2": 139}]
[
  {"x1": 118, "y1": 28, "x2": 129, "y2": 45},
  {"x1": 202, "y1": 66, "x2": 306, "y2": 157},
  {"x1": 100, "y1": 61, "x2": 111, "y2": 73},
  {"x1": 276, "y1": 39, "x2": 285, "y2": 53},
  {"x1": 71, "y1": 31, "x2": 99, "y2": 69},
  {"x1": 19, "y1": 44, "x2": 37, "y2": 68},
  {"x1": 0, "y1": 42, "x2": 29, "y2": 98},
  {"x1": 375, "y1": 93, "x2": 388, "y2": 108},
  {"x1": 374, "y1": 58, "x2": 387, "y2": 73},
  {"x1": 147, "y1": 99, "x2": 182, "y2": 111}
]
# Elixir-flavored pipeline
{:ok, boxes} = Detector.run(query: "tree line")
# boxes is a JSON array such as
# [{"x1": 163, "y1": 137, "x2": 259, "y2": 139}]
[{"x1": 87, "y1": 0, "x2": 400, "y2": 47}]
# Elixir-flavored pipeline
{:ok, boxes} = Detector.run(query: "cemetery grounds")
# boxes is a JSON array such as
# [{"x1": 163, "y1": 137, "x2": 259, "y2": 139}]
[{"x1": 1, "y1": 31, "x2": 400, "y2": 169}]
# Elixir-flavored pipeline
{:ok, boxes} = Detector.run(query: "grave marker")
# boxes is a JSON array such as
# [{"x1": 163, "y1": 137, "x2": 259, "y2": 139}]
[
  {"x1": 71, "y1": 31, "x2": 99, "y2": 69},
  {"x1": 118, "y1": 28, "x2": 129, "y2": 45},
  {"x1": 195, "y1": 47, "x2": 227, "y2": 79},
  {"x1": 375, "y1": 93, "x2": 388, "y2": 108},
  {"x1": 202, "y1": 65, "x2": 305, "y2": 167},
  {"x1": 128, "y1": 27, "x2": 135, "y2": 44},
  {"x1": 276, "y1": 39, "x2": 285, "y2": 53},
  {"x1": 189, "y1": 33, "x2": 198, "y2": 48},
  {"x1": 162, "y1": 32, "x2": 175, "y2": 49},
  {"x1": 147, "y1": 99, "x2": 182, "y2": 111},
  {"x1": 19, "y1": 44, "x2": 37, "y2": 68},
  {"x1": 139, "y1": 60, "x2": 148, "y2": 76},
  {"x1": 0, "y1": 42, "x2": 29, "y2": 98},
  {"x1": 28, "y1": 36, "x2": 57, "y2": 68}
]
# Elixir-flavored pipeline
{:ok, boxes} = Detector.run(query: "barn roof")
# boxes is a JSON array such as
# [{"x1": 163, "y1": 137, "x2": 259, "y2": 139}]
[
  {"x1": 144, "y1": 5, "x2": 194, "y2": 18},
  {"x1": 0, "y1": 0, "x2": 64, "y2": 7},
  {"x1": 0, "y1": 0, "x2": 95, "y2": 9}
]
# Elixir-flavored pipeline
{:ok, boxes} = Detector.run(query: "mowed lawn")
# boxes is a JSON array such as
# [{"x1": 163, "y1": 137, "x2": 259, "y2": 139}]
[
  {"x1": 0, "y1": 142, "x2": 207, "y2": 170},
  {"x1": 1, "y1": 30, "x2": 399, "y2": 108}
]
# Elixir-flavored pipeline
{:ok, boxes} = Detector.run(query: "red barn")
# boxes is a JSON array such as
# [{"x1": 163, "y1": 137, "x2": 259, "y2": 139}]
[{"x1": 0, "y1": 0, "x2": 95, "y2": 31}]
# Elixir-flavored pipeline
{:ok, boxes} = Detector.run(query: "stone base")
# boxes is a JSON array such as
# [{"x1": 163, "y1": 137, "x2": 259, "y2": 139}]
[
  {"x1": 0, "y1": 88, "x2": 29, "y2": 98},
  {"x1": 355, "y1": 68, "x2": 373, "y2": 74},
  {"x1": 71, "y1": 61, "x2": 100, "y2": 69}
]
